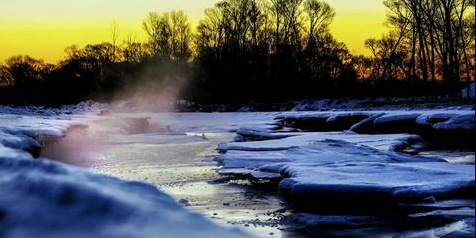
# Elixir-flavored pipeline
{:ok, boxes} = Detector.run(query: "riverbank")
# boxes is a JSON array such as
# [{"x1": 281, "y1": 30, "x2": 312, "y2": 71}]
[
  {"x1": 0, "y1": 106, "x2": 252, "y2": 238},
  {"x1": 1, "y1": 104, "x2": 474, "y2": 237}
]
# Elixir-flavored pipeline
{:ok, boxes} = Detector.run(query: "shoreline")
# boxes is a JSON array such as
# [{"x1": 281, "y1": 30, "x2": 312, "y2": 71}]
[{"x1": 1, "y1": 106, "x2": 474, "y2": 237}]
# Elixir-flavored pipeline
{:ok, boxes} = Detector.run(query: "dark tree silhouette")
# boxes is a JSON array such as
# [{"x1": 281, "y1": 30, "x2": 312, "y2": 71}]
[
  {"x1": 143, "y1": 10, "x2": 192, "y2": 62},
  {"x1": 191, "y1": 0, "x2": 355, "y2": 102},
  {"x1": 0, "y1": 1, "x2": 473, "y2": 106},
  {"x1": 364, "y1": 0, "x2": 475, "y2": 97}
]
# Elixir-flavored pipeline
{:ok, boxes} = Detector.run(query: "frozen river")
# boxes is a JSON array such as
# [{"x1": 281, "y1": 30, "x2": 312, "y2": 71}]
[
  {"x1": 40, "y1": 112, "x2": 303, "y2": 237},
  {"x1": 2, "y1": 108, "x2": 474, "y2": 238}
]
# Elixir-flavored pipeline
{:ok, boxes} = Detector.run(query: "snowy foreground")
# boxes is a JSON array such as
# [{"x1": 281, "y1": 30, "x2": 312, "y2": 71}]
[
  {"x1": 0, "y1": 102, "x2": 474, "y2": 237},
  {"x1": 0, "y1": 103, "x2": 249, "y2": 238},
  {"x1": 216, "y1": 110, "x2": 475, "y2": 236}
]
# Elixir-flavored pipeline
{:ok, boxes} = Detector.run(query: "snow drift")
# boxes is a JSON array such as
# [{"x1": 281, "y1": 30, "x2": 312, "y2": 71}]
[{"x1": 0, "y1": 157, "x2": 248, "y2": 238}]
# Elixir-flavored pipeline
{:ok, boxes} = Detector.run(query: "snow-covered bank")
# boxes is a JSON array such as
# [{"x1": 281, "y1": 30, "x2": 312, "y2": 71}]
[
  {"x1": 292, "y1": 98, "x2": 475, "y2": 111},
  {"x1": 0, "y1": 106, "x2": 250, "y2": 238},
  {"x1": 215, "y1": 110, "x2": 475, "y2": 235},
  {"x1": 2, "y1": 103, "x2": 475, "y2": 237},
  {"x1": 276, "y1": 110, "x2": 475, "y2": 149},
  {"x1": 0, "y1": 158, "x2": 249, "y2": 238},
  {"x1": 277, "y1": 110, "x2": 474, "y2": 132}
]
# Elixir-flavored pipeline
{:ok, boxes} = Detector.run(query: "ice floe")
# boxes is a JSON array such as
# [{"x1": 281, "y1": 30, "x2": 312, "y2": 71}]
[{"x1": 215, "y1": 110, "x2": 475, "y2": 235}]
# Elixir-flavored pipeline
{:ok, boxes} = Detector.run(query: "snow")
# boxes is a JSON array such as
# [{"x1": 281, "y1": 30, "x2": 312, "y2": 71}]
[
  {"x1": 0, "y1": 101, "x2": 106, "y2": 117},
  {"x1": 216, "y1": 133, "x2": 444, "y2": 182},
  {"x1": 0, "y1": 129, "x2": 40, "y2": 153},
  {"x1": 216, "y1": 137, "x2": 441, "y2": 171},
  {"x1": 292, "y1": 98, "x2": 475, "y2": 111},
  {"x1": 373, "y1": 113, "x2": 420, "y2": 124},
  {"x1": 0, "y1": 111, "x2": 87, "y2": 138},
  {"x1": 0, "y1": 105, "x2": 251, "y2": 238},
  {"x1": 234, "y1": 127, "x2": 298, "y2": 142},
  {"x1": 215, "y1": 110, "x2": 475, "y2": 234},
  {"x1": 0, "y1": 157, "x2": 248, "y2": 238},
  {"x1": 1, "y1": 104, "x2": 474, "y2": 237},
  {"x1": 279, "y1": 162, "x2": 474, "y2": 204},
  {"x1": 432, "y1": 114, "x2": 475, "y2": 131},
  {"x1": 285, "y1": 213, "x2": 475, "y2": 237},
  {"x1": 0, "y1": 144, "x2": 32, "y2": 160},
  {"x1": 274, "y1": 110, "x2": 474, "y2": 152},
  {"x1": 218, "y1": 132, "x2": 421, "y2": 153},
  {"x1": 216, "y1": 111, "x2": 475, "y2": 188}
]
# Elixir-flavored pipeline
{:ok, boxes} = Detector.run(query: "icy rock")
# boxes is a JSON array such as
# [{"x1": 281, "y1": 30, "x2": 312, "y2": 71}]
[
  {"x1": 277, "y1": 112, "x2": 370, "y2": 131},
  {"x1": 276, "y1": 111, "x2": 474, "y2": 149},
  {"x1": 326, "y1": 113, "x2": 369, "y2": 131},
  {"x1": 373, "y1": 114, "x2": 420, "y2": 134},
  {"x1": 417, "y1": 113, "x2": 475, "y2": 148},
  {"x1": 349, "y1": 113, "x2": 385, "y2": 134},
  {"x1": 433, "y1": 114, "x2": 474, "y2": 131},
  {"x1": 282, "y1": 113, "x2": 332, "y2": 131},
  {"x1": 234, "y1": 128, "x2": 298, "y2": 142}
]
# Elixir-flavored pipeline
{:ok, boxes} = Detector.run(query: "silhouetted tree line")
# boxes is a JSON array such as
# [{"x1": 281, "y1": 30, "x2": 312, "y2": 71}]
[
  {"x1": 0, "y1": 11, "x2": 192, "y2": 105},
  {"x1": 359, "y1": 0, "x2": 475, "y2": 97},
  {"x1": 190, "y1": 0, "x2": 357, "y2": 102},
  {"x1": 0, "y1": 0, "x2": 474, "y2": 106}
]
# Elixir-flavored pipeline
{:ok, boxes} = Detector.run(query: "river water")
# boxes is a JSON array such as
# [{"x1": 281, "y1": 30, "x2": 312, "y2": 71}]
[
  {"x1": 41, "y1": 112, "x2": 305, "y2": 238},
  {"x1": 40, "y1": 112, "x2": 474, "y2": 238}
]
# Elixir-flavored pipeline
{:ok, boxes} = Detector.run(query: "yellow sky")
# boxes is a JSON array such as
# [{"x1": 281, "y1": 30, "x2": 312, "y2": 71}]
[{"x1": 0, "y1": 0, "x2": 387, "y2": 63}]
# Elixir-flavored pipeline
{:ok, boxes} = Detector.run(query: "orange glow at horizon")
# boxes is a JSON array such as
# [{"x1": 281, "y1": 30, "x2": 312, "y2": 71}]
[{"x1": 0, "y1": 0, "x2": 387, "y2": 63}]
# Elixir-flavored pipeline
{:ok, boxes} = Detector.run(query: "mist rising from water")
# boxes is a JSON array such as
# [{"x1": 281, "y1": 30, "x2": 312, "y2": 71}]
[{"x1": 109, "y1": 62, "x2": 190, "y2": 112}]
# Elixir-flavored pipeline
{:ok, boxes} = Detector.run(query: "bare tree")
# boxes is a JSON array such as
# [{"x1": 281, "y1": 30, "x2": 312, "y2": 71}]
[
  {"x1": 170, "y1": 10, "x2": 192, "y2": 61},
  {"x1": 304, "y1": 0, "x2": 335, "y2": 44},
  {"x1": 142, "y1": 11, "x2": 192, "y2": 62},
  {"x1": 370, "y1": 0, "x2": 475, "y2": 96},
  {"x1": 110, "y1": 20, "x2": 121, "y2": 62},
  {"x1": 123, "y1": 34, "x2": 148, "y2": 63},
  {"x1": 143, "y1": 12, "x2": 172, "y2": 60}
]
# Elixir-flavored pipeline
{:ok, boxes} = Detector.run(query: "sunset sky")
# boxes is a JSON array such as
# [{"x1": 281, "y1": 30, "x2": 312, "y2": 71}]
[{"x1": 0, "y1": 0, "x2": 387, "y2": 63}]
